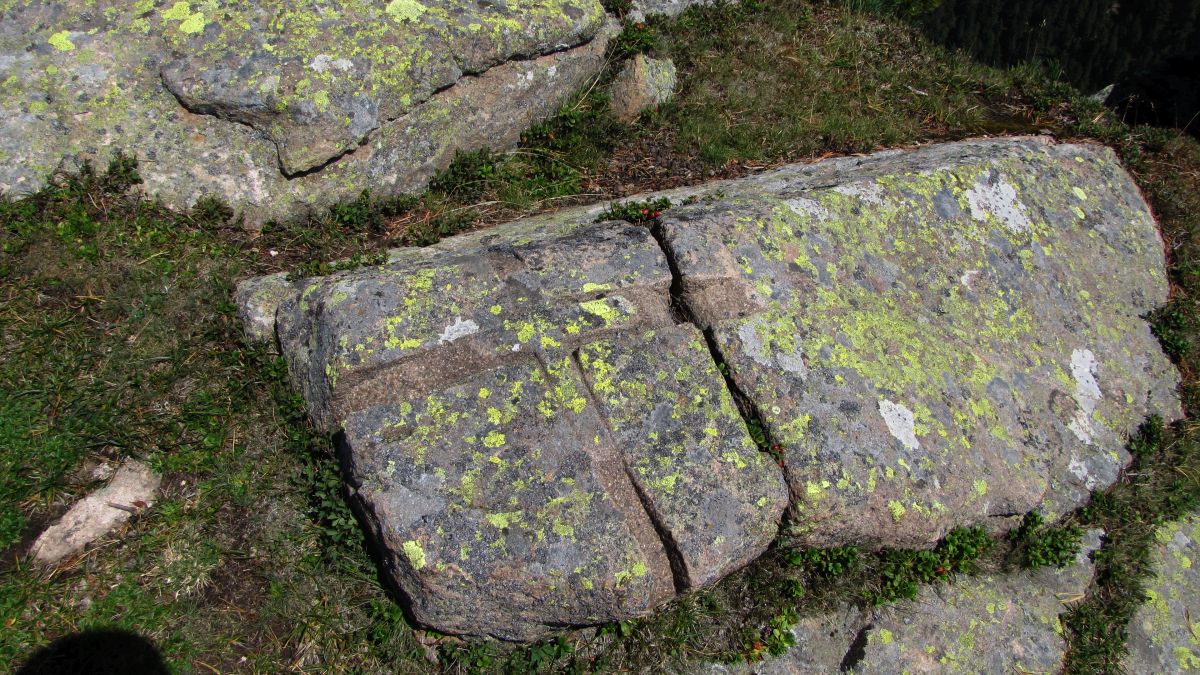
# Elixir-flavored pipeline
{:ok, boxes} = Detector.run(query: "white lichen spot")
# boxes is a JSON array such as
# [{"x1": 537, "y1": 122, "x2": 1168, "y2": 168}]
[
  {"x1": 960, "y1": 269, "x2": 981, "y2": 289},
  {"x1": 1068, "y1": 456, "x2": 1098, "y2": 490},
  {"x1": 310, "y1": 54, "x2": 354, "y2": 73},
  {"x1": 784, "y1": 196, "x2": 831, "y2": 220},
  {"x1": 879, "y1": 399, "x2": 920, "y2": 451},
  {"x1": 832, "y1": 181, "x2": 886, "y2": 207},
  {"x1": 965, "y1": 176, "x2": 1031, "y2": 233},
  {"x1": 737, "y1": 319, "x2": 807, "y2": 377},
  {"x1": 1067, "y1": 348, "x2": 1102, "y2": 444},
  {"x1": 438, "y1": 317, "x2": 479, "y2": 344}
]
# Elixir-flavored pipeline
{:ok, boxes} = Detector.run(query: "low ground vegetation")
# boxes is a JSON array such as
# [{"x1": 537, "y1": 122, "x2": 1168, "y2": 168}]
[{"x1": 2, "y1": 1, "x2": 1199, "y2": 672}]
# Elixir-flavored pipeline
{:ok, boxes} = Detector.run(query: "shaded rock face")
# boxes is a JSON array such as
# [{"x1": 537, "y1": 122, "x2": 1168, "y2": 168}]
[
  {"x1": 239, "y1": 138, "x2": 1178, "y2": 639},
  {"x1": 0, "y1": 1, "x2": 614, "y2": 224},
  {"x1": 723, "y1": 529, "x2": 1105, "y2": 674},
  {"x1": 1124, "y1": 514, "x2": 1200, "y2": 673}
]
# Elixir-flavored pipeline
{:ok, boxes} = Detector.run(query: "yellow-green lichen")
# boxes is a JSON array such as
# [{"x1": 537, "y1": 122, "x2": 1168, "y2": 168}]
[
  {"x1": 48, "y1": 31, "x2": 75, "y2": 51},
  {"x1": 402, "y1": 540, "x2": 426, "y2": 569}
]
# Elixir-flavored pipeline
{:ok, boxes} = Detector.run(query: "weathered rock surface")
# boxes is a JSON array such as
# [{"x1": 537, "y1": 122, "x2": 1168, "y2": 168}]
[
  {"x1": 1123, "y1": 514, "x2": 1200, "y2": 673},
  {"x1": 239, "y1": 137, "x2": 1178, "y2": 638},
  {"x1": 609, "y1": 55, "x2": 677, "y2": 123},
  {"x1": 630, "y1": 0, "x2": 716, "y2": 20},
  {"x1": 0, "y1": 1, "x2": 614, "y2": 224},
  {"x1": 31, "y1": 459, "x2": 161, "y2": 566},
  {"x1": 259, "y1": 218, "x2": 786, "y2": 639},
  {"x1": 662, "y1": 137, "x2": 1179, "y2": 548},
  {"x1": 718, "y1": 529, "x2": 1104, "y2": 674}
]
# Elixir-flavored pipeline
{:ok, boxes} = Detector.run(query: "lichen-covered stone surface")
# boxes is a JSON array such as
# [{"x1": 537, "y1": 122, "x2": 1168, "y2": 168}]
[
  {"x1": 717, "y1": 529, "x2": 1104, "y2": 674},
  {"x1": 609, "y1": 55, "x2": 677, "y2": 123},
  {"x1": 238, "y1": 137, "x2": 1178, "y2": 638},
  {"x1": 0, "y1": 0, "x2": 613, "y2": 224},
  {"x1": 1123, "y1": 514, "x2": 1200, "y2": 673},
  {"x1": 662, "y1": 137, "x2": 1180, "y2": 548},
  {"x1": 256, "y1": 217, "x2": 786, "y2": 639},
  {"x1": 629, "y1": 0, "x2": 716, "y2": 20}
]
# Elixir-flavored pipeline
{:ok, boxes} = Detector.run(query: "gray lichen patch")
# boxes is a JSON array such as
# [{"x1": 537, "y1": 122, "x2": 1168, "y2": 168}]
[
  {"x1": 578, "y1": 325, "x2": 788, "y2": 588},
  {"x1": 660, "y1": 138, "x2": 1180, "y2": 549},
  {"x1": 1123, "y1": 514, "x2": 1200, "y2": 673}
]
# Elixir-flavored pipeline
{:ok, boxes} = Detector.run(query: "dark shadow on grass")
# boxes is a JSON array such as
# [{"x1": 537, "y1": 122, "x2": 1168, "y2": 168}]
[{"x1": 16, "y1": 629, "x2": 169, "y2": 675}]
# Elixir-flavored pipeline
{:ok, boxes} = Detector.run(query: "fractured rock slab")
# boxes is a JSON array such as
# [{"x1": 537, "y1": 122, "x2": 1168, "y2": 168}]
[
  {"x1": 661, "y1": 137, "x2": 1180, "y2": 548},
  {"x1": 1123, "y1": 514, "x2": 1200, "y2": 673},
  {"x1": 240, "y1": 137, "x2": 1177, "y2": 638},
  {"x1": 0, "y1": 1, "x2": 613, "y2": 224},
  {"x1": 255, "y1": 218, "x2": 786, "y2": 639},
  {"x1": 578, "y1": 325, "x2": 787, "y2": 588}
]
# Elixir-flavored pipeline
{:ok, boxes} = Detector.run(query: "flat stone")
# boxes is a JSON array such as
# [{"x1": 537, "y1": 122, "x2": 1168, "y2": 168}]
[
  {"x1": 725, "y1": 529, "x2": 1104, "y2": 674},
  {"x1": 157, "y1": 0, "x2": 606, "y2": 175},
  {"x1": 662, "y1": 138, "x2": 1180, "y2": 548},
  {"x1": 630, "y1": 0, "x2": 718, "y2": 19},
  {"x1": 0, "y1": 2, "x2": 613, "y2": 225},
  {"x1": 254, "y1": 216, "x2": 785, "y2": 638},
  {"x1": 343, "y1": 358, "x2": 677, "y2": 641},
  {"x1": 1123, "y1": 514, "x2": 1200, "y2": 673},
  {"x1": 31, "y1": 460, "x2": 161, "y2": 566}
]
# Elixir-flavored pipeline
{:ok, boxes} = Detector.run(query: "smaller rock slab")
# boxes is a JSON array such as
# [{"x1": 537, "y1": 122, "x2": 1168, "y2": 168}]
[
  {"x1": 721, "y1": 529, "x2": 1104, "y2": 674},
  {"x1": 31, "y1": 460, "x2": 161, "y2": 566},
  {"x1": 1123, "y1": 514, "x2": 1200, "y2": 673},
  {"x1": 343, "y1": 358, "x2": 676, "y2": 641},
  {"x1": 609, "y1": 55, "x2": 677, "y2": 123}
]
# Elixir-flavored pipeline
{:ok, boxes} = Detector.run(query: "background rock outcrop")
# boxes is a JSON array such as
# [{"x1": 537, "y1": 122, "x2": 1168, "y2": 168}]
[
  {"x1": 0, "y1": 0, "x2": 618, "y2": 225},
  {"x1": 238, "y1": 137, "x2": 1178, "y2": 638}
]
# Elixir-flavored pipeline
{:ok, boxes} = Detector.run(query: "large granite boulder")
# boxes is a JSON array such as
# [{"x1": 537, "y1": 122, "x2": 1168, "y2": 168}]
[
  {"x1": 238, "y1": 137, "x2": 1178, "y2": 638},
  {"x1": 0, "y1": 0, "x2": 615, "y2": 224},
  {"x1": 1124, "y1": 514, "x2": 1200, "y2": 672}
]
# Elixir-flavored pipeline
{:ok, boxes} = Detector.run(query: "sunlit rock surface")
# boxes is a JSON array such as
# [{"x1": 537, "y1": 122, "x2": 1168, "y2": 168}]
[
  {"x1": 1123, "y1": 514, "x2": 1200, "y2": 673},
  {"x1": 239, "y1": 137, "x2": 1178, "y2": 638},
  {"x1": 0, "y1": 0, "x2": 613, "y2": 224}
]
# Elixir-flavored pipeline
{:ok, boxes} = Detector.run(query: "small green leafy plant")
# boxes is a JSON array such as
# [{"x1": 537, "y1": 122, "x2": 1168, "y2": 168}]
[
  {"x1": 787, "y1": 545, "x2": 861, "y2": 577},
  {"x1": 611, "y1": 22, "x2": 661, "y2": 58},
  {"x1": 875, "y1": 526, "x2": 991, "y2": 603},
  {"x1": 1009, "y1": 511, "x2": 1085, "y2": 570},
  {"x1": 597, "y1": 197, "x2": 672, "y2": 225}
]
